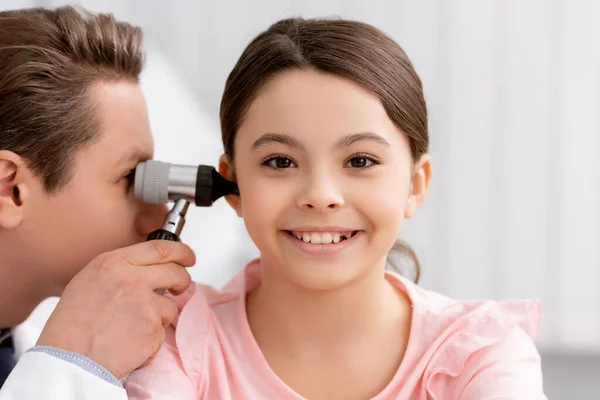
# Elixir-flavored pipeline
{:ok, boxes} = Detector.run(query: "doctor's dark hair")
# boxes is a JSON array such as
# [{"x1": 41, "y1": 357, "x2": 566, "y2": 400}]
[
  {"x1": 0, "y1": 6, "x2": 144, "y2": 192},
  {"x1": 220, "y1": 18, "x2": 428, "y2": 282}
]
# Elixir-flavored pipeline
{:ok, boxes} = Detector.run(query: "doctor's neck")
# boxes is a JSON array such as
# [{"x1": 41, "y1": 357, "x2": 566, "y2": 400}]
[{"x1": 0, "y1": 242, "x2": 49, "y2": 328}]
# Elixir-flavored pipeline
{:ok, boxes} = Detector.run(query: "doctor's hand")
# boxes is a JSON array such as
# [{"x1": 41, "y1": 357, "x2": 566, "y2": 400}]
[{"x1": 36, "y1": 240, "x2": 195, "y2": 379}]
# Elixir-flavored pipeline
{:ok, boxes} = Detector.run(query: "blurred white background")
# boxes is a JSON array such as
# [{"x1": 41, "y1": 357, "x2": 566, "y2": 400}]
[{"x1": 3, "y1": 0, "x2": 599, "y2": 398}]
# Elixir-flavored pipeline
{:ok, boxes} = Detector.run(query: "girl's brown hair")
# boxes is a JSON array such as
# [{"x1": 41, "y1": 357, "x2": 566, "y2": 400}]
[
  {"x1": 220, "y1": 18, "x2": 428, "y2": 282},
  {"x1": 0, "y1": 6, "x2": 143, "y2": 192}
]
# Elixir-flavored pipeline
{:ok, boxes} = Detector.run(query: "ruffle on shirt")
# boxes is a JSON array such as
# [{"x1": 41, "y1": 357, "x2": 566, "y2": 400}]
[
  {"x1": 167, "y1": 283, "x2": 216, "y2": 388},
  {"x1": 168, "y1": 275, "x2": 250, "y2": 391},
  {"x1": 166, "y1": 260, "x2": 262, "y2": 392},
  {"x1": 421, "y1": 298, "x2": 541, "y2": 399}
]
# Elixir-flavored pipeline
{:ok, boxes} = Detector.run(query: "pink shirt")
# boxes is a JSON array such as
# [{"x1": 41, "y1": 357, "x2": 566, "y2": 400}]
[{"x1": 126, "y1": 260, "x2": 546, "y2": 399}]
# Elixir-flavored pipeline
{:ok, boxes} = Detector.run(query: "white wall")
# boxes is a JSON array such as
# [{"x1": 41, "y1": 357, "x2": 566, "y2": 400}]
[{"x1": 5, "y1": 0, "x2": 600, "y2": 397}]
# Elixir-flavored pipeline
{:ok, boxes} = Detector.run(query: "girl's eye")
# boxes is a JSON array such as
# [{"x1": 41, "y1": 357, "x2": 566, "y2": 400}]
[
  {"x1": 263, "y1": 156, "x2": 297, "y2": 169},
  {"x1": 345, "y1": 155, "x2": 378, "y2": 169}
]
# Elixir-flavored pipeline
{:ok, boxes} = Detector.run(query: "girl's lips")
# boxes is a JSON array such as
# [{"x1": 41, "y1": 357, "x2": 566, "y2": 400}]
[{"x1": 281, "y1": 230, "x2": 363, "y2": 256}]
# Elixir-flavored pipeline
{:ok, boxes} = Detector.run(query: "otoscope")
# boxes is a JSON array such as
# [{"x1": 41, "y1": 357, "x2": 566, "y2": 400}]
[
  {"x1": 134, "y1": 161, "x2": 238, "y2": 293},
  {"x1": 134, "y1": 160, "x2": 239, "y2": 242}
]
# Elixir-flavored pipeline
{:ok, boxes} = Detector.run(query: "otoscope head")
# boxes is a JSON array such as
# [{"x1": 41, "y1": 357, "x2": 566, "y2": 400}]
[{"x1": 134, "y1": 160, "x2": 239, "y2": 206}]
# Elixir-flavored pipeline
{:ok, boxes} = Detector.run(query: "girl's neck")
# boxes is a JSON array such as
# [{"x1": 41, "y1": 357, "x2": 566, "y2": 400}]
[{"x1": 246, "y1": 257, "x2": 412, "y2": 353}]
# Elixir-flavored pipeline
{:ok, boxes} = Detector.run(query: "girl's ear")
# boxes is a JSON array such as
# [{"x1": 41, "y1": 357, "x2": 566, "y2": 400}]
[
  {"x1": 405, "y1": 154, "x2": 432, "y2": 219},
  {"x1": 219, "y1": 154, "x2": 242, "y2": 217}
]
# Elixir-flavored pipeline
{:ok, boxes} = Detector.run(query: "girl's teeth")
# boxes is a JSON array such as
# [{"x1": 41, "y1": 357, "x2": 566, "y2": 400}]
[
  {"x1": 291, "y1": 231, "x2": 353, "y2": 244},
  {"x1": 310, "y1": 233, "x2": 322, "y2": 244}
]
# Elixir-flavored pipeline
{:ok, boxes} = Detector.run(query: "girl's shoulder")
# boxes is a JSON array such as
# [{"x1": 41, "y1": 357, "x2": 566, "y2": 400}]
[
  {"x1": 389, "y1": 271, "x2": 541, "y2": 345},
  {"x1": 168, "y1": 258, "x2": 262, "y2": 322},
  {"x1": 386, "y1": 272, "x2": 544, "y2": 398}
]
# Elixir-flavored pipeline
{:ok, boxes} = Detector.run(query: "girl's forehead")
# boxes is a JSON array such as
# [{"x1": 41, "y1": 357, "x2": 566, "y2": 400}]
[
  {"x1": 238, "y1": 70, "x2": 403, "y2": 146},
  {"x1": 249, "y1": 69, "x2": 382, "y2": 112}
]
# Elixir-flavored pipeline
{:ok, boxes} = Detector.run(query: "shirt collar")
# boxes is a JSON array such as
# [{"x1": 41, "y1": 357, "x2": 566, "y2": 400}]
[{"x1": 0, "y1": 329, "x2": 11, "y2": 346}]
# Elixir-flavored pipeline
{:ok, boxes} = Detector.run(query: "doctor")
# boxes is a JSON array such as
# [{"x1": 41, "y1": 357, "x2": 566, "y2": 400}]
[{"x1": 0, "y1": 6, "x2": 196, "y2": 399}]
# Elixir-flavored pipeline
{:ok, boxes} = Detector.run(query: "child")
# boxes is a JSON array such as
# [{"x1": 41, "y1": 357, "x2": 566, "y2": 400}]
[{"x1": 125, "y1": 18, "x2": 545, "y2": 399}]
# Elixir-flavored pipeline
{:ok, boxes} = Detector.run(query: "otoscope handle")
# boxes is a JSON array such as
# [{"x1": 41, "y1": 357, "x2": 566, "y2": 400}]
[
  {"x1": 144, "y1": 199, "x2": 189, "y2": 295},
  {"x1": 146, "y1": 226, "x2": 182, "y2": 295},
  {"x1": 146, "y1": 229, "x2": 181, "y2": 242}
]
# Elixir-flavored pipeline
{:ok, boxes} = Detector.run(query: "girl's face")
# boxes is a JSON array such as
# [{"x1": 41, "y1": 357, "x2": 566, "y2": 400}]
[{"x1": 221, "y1": 69, "x2": 430, "y2": 290}]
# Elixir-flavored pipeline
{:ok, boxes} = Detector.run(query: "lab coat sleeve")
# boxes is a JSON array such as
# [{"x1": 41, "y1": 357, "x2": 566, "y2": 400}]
[{"x1": 0, "y1": 350, "x2": 127, "y2": 400}]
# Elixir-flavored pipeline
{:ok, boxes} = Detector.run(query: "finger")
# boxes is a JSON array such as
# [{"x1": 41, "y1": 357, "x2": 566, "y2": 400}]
[
  {"x1": 139, "y1": 355, "x2": 154, "y2": 370},
  {"x1": 116, "y1": 241, "x2": 196, "y2": 267},
  {"x1": 138, "y1": 332, "x2": 165, "y2": 369},
  {"x1": 154, "y1": 295, "x2": 179, "y2": 327},
  {"x1": 146, "y1": 263, "x2": 192, "y2": 295},
  {"x1": 140, "y1": 352, "x2": 159, "y2": 369}
]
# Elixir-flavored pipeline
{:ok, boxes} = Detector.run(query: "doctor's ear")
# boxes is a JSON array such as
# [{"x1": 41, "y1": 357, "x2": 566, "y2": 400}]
[
  {"x1": 218, "y1": 153, "x2": 242, "y2": 217},
  {"x1": 0, "y1": 150, "x2": 33, "y2": 229}
]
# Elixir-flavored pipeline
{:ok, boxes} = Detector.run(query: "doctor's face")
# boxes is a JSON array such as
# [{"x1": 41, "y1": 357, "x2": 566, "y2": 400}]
[{"x1": 19, "y1": 81, "x2": 167, "y2": 295}]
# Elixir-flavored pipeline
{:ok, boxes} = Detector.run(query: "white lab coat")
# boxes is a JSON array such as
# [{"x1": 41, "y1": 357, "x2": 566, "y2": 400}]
[
  {"x1": 0, "y1": 352, "x2": 127, "y2": 400},
  {"x1": 0, "y1": 301, "x2": 126, "y2": 399}
]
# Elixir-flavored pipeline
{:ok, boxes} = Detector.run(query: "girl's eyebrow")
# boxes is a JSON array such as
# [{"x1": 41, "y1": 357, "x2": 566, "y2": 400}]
[
  {"x1": 335, "y1": 132, "x2": 391, "y2": 149},
  {"x1": 251, "y1": 132, "x2": 390, "y2": 151},
  {"x1": 252, "y1": 133, "x2": 303, "y2": 150}
]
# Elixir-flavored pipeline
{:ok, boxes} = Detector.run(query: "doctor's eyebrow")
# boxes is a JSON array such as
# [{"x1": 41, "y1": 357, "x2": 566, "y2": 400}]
[{"x1": 117, "y1": 149, "x2": 153, "y2": 165}]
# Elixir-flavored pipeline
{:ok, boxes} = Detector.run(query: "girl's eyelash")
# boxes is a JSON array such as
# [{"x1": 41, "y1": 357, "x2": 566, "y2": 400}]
[
  {"x1": 344, "y1": 153, "x2": 381, "y2": 168},
  {"x1": 261, "y1": 154, "x2": 296, "y2": 169},
  {"x1": 347, "y1": 153, "x2": 379, "y2": 162},
  {"x1": 260, "y1": 153, "x2": 381, "y2": 169},
  {"x1": 262, "y1": 154, "x2": 288, "y2": 163}
]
